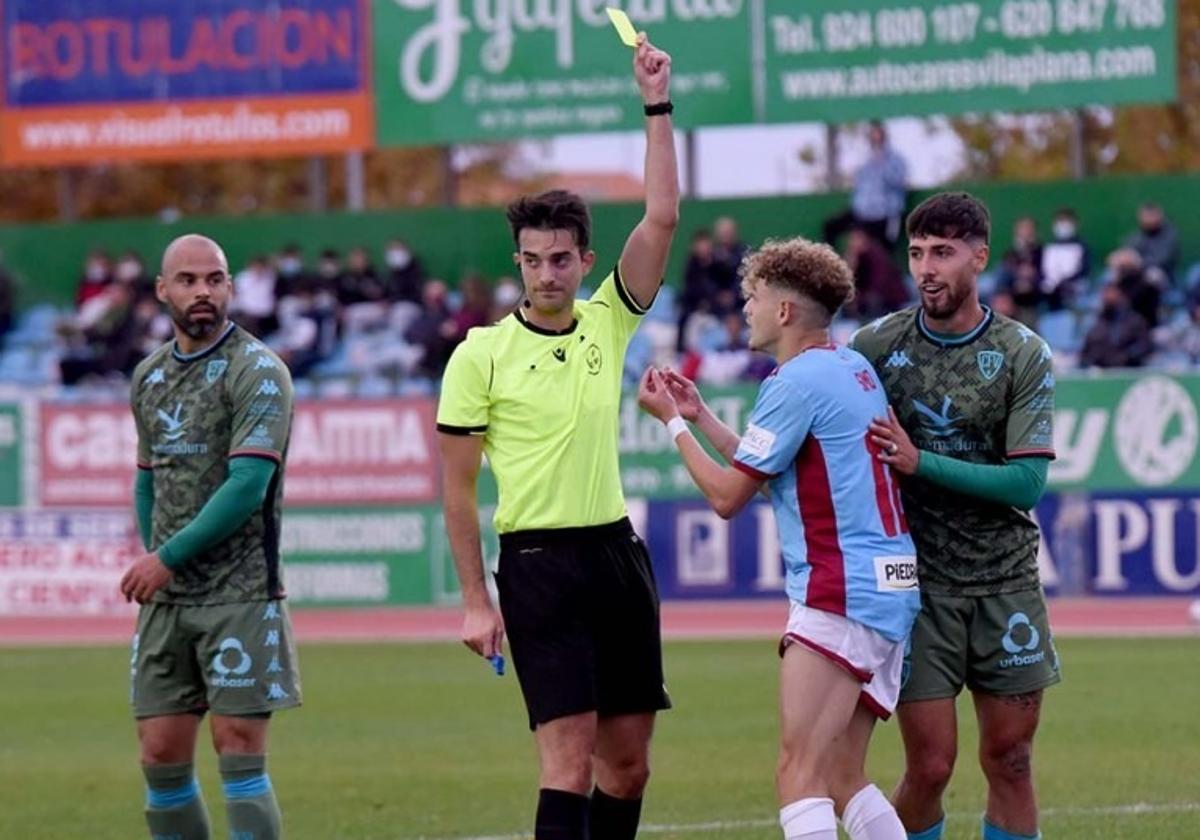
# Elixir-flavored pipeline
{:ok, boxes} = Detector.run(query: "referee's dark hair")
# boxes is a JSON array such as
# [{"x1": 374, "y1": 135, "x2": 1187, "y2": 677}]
[
  {"x1": 506, "y1": 190, "x2": 592, "y2": 251},
  {"x1": 906, "y1": 191, "x2": 991, "y2": 245}
]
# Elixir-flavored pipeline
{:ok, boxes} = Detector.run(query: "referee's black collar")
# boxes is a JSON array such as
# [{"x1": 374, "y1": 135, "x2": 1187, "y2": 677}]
[{"x1": 515, "y1": 306, "x2": 578, "y2": 336}]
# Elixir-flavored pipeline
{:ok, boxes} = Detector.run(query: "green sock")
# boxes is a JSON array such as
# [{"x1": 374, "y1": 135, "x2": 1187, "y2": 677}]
[
  {"x1": 219, "y1": 754, "x2": 281, "y2": 840},
  {"x1": 143, "y1": 762, "x2": 211, "y2": 840}
]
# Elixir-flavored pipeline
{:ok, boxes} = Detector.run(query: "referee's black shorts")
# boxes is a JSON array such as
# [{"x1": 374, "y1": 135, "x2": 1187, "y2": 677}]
[{"x1": 495, "y1": 517, "x2": 671, "y2": 730}]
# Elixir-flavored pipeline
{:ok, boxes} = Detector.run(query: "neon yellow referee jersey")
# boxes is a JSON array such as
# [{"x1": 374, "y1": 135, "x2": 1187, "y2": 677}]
[{"x1": 437, "y1": 267, "x2": 650, "y2": 534}]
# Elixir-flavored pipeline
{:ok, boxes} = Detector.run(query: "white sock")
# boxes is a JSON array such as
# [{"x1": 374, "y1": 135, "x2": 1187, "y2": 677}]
[
  {"x1": 841, "y1": 784, "x2": 906, "y2": 840},
  {"x1": 780, "y1": 796, "x2": 838, "y2": 839}
]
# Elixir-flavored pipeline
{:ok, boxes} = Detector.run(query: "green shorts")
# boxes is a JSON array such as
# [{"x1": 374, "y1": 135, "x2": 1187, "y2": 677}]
[
  {"x1": 131, "y1": 600, "x2": 302, "y2": 719},
  {"x1": 900, "y1": 589, "x2": 1061, "y2": 703}
]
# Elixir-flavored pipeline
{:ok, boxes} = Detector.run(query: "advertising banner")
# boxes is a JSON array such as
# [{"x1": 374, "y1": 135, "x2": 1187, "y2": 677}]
[
  {"x1": 37, "y1": 398, "x2": 438, "y2": 508},
  {"x1": 38, "y1": 403, "x2": 138, "y2": 508},
  {"x1": 372, "y1": 0, "x2": 754, "y2": 145},
  {"x1": 0, "y1": 510, "x2": 140, "y2": 615},
  {"x1": 0, "y1": 401, "x2": 24, "y2": 507},
  {"x1": 280, "y1": 506, "x2": 436, "y2": 605},
  {"x1": 0, "y1": 0, "x2": 373, "y2": 166},
  {"x1": 372, "y1": 0, "x2": 1175, "y2": 147},
  {"x1": 643, "y1": 493, "x2": 1200, "y2": 601},
  {"x1": 762, "y1": 0, "x2": 1176, "y2": 123},
  {"x1": 284, "y1": 398, "x2": 439, "y2": 506}
]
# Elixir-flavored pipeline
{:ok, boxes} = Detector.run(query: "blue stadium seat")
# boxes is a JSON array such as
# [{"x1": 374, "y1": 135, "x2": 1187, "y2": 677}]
[{"x1": 1037, "y1": 310, "x2": 1080, "y2": 352}]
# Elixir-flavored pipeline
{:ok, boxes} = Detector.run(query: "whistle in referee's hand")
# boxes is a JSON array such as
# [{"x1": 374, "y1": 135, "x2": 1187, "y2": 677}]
[{"x1": 488, "y1": 654, "x2": 505, "y2": 676}]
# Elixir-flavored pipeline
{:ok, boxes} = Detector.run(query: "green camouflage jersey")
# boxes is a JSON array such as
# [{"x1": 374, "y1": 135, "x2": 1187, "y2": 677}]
[
  {"x1": 131, "y1": 323, "x2": 294, "y2": 605},
  {"x1": 850, "y1": 307, "x2": 1056, "y2": 596}
]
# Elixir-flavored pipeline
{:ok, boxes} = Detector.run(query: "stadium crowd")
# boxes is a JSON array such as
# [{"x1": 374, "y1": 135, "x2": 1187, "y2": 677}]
[{"x1": 0, "y1": 201, "x2": 1197, "y2": 396}]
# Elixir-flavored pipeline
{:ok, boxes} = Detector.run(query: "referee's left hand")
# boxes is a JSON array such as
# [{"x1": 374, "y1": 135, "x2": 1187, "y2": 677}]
[
  {"x1": 637, "y1": 367, "x2": 678, "y2": 423},
  {"x1": 120, "y1": 553, "x2": 172, "y2": 604},
  {"x1": 869, "y1": 406, "x2": 919, "y2": 476}
]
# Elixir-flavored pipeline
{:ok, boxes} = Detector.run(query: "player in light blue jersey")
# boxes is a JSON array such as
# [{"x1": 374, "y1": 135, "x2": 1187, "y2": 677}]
[{"x1": 639, "y1": 237, "x2": 919, "y2": 840}]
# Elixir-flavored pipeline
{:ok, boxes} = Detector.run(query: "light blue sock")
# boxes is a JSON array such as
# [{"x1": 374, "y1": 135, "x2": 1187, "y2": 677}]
[
  {"x1": 908, "y1": 817, "x2": 945, "y2": 840},
  {"x1": 982, "y1": 816, "x2": 1041, "y2": 840}
]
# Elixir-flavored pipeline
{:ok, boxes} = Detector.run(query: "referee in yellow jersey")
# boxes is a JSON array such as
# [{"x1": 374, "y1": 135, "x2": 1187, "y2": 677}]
[{"x1": 437, "y1": 33, "x2": 678, "y2": 840}]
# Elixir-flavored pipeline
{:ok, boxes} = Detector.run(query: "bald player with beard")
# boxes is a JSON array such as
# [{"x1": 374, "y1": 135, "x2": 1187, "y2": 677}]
[{"x1": 122, "y1": 234, "x2": 301, "y2": 840}]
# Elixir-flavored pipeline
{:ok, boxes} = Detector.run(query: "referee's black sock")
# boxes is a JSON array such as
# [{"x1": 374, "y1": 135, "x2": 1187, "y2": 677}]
[
  {"x1": 589, "y1": 786, "x2": 642, "y2": 840},
  {"x1": 536, "y1": 788, "x2": 590, "y2": 840}
]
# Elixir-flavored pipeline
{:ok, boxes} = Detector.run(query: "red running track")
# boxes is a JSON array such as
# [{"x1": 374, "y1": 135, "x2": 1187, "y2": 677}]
[{"x1": 0, "y1": 598, "x2": 1196, "y2": 646}]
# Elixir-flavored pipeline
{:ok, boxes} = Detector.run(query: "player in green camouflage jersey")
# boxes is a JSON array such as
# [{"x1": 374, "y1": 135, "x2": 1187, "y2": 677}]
[
  {"x1": 851, "y1": 194, "x2": 1058, "y2": 840},
  {"x1": 119, "y1": 234, "x2": 299, "y2": 840}
]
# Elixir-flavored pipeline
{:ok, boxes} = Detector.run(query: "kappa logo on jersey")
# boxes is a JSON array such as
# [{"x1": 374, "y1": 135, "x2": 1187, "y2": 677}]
[
  {"x1": 1041, "y1": 371, "x2": 1056, "y2": 390},
  {"x1": 253, "y1": 355, "x2": 277, "y2": 370},
  {"x1": 266, "y1": 683, "x2": 289, "y2": 701},
  {"x1": 257, "y1": 379, "x2": 281, "y2": 396},
  {"x1": 1038, "y1": 341, "x2": 1053, "y2": 363},
  {"x1": 999, "y1": 612, "x2": 1046, "y2": 668},
  {"x1": 1015, "y1": 324, "x2": 1034, "y2": 344},
  {"x1": 244, "y1": 341, "x2": 266, "y2": 356},
  {"x1": 874, "y1": 556, "x2": 918, "y2": 591},
  {"x1": 884, "y1": 350, "x2": 913, "y2": 368},
  {"x1": 211, "y1": 637, "x2": 256, "y2": 687},
  {"x1": 205, "y1": 359, "x2": 228, "y2": 384},
  {"x1": 156, "y1": 402, "x2": 187, "y2": 441},
  {"x1": 740, "y1": 423, "x2": 777, "y2": 459},
  {"x1": 911, "y1": 396, "x2": 963, "y2": 438},
  {"x1": 146, "y1": 367, "x2": 165, "y2": 385},
  {"x1": 977, "y1": 350, "x2": 1004, "y2": 381}
]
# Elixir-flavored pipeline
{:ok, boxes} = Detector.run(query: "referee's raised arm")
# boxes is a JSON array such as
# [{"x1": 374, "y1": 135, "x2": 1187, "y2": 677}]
[{"x1": 619, "y1": 33, "x2": 680, "y2": 311}]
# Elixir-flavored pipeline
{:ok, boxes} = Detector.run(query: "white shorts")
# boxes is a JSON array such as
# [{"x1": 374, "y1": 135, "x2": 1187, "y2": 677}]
[{"x1": 780, "y1": 601, "x2": 906, "y2": 719}]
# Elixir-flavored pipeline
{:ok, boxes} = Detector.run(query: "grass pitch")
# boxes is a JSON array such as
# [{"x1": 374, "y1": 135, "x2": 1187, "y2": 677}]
[{"x1": 1, "y1": 637, "x2": 1197, "y2": 839}]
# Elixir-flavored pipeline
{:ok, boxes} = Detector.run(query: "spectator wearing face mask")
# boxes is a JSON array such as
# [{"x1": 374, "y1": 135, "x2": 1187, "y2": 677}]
[
  {"x1": 1123, "y1": 202, "x2": 1179, "y2": 286},
  {"x1": 1079, "y1": 280, "x2": 1153, "y2": 369},
  {"x1": 1040, "y1": 209, "x2": 1090, "y2": 311},
  {"x1": 114, "y1": 251, "x2": 154, "y2": 303},
  {"x1": 384, "y1": 239, "x2": 426, "y2": 304},
  {"x1": 76, "y1": 250, "x2": 113, "y2": 306},
  {"x1": 274, "y1": 244, "x2": 311, "y2": 298}
]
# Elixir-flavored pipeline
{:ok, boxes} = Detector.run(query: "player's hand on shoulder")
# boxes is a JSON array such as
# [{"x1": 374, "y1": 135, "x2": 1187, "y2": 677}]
[
  {"x1": 119, "y1": 552, "x2": 173, "y2": 604},
  {"x1": 461, "y1": 602, "x2": 505, "y2": 659},
  {"x1": 633, "y1": 34, "x2": 671, "y2": 103},
  {"x1": 663, "y1": 368, "x2": 703, "y2": 422},
  {"x1": 637, "y1": 367, "x2": 679, "y2": 423}
]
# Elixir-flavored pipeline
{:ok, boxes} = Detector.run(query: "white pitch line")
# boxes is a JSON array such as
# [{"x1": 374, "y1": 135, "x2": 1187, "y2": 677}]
[{"x1": 426, "y1": 800, "x2": 1200, "y2": 840}]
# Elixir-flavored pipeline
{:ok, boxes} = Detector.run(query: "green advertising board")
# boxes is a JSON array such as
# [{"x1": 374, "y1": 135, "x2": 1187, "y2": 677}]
[
  {"x1": 763, "y1": 0, "x2": 1177, "y2": 123},
  {"x1": 372, "y1": 0, "x2": 754, "y2": 144},
  {"x1": 280, "y1": 504, "x2": 499, "y2": 606},
  {"x1": 609, "y1": 372, "x2": 1200, "y2": 497},
  {"x1": 0, "y1": 402, "x2": 23, "y2": 507},
  {"x1": 372, "y1": 0, "x2": 1176, "y2": 146},
  {"x1": 281, "y1": 506, "x2": 437, "y2": 606}
]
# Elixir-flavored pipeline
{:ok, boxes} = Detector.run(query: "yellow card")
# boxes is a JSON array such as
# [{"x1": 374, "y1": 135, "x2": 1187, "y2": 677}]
[{"x1": 606, "y1": 7, "x2": 639, "y2": 48}]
